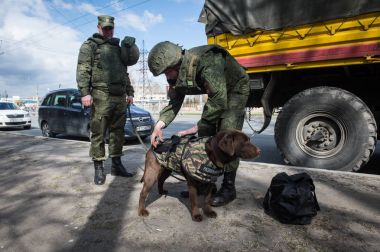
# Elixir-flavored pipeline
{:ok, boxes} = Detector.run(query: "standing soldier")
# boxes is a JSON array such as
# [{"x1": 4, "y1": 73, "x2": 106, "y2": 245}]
[
  {"x1": 148, "y1": 41, "x2": 250, "y2": 206},
  {"x1": 76, "y1": 15, "x2": 139, "y2": 185}
]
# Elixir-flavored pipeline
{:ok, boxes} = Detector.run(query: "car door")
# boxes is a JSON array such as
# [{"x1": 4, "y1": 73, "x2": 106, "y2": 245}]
[
  {"x1": 49, "y1": 92, "x2": 68, "y2": 134},
  {"x1": 38, "y1": 94, "x2": 54, "y2": 128},
  {"x1": 66, "y1": 91, "x2": 90, "y2": 137}
]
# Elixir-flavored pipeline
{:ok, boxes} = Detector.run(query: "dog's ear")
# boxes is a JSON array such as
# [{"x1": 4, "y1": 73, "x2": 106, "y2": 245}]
[{"x1": 218, "y1": 134, "x2": 235, "y2": 156}]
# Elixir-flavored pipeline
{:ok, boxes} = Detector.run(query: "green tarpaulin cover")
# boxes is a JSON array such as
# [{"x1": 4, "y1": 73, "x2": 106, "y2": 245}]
[{"x1": 199, "y1": 0, "x2": 380, "y2": 36}]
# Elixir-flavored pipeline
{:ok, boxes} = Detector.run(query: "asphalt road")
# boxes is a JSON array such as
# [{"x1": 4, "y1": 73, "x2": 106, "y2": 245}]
[
  {"x1": 2, "y1": 112, "x2": 380, "y2": 175},
  {"x1": 2, "y1": 131, "x2": 379, "y2": 251},
  {"x1": 1, "y1": 112, "x2": 283, "y2": 165}
]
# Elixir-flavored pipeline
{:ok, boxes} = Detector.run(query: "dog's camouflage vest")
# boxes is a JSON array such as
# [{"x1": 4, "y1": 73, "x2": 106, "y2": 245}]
[{"x1": 154, "y1": 135, "x2": 224, "y2": 183}]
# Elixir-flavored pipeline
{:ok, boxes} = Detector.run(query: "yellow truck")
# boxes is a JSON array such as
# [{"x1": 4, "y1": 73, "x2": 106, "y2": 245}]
[{"x1": 200, "y1": 0, "x2": 380, "y2": 171}]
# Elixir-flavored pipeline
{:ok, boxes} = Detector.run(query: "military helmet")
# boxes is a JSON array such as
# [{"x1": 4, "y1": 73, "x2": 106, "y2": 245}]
[
  {"x1": 148, "y1": 41, "x2": 183, "y2": 76},
  {"x1": 121, "y1": 44, "x2": 140, "y2": 66}
]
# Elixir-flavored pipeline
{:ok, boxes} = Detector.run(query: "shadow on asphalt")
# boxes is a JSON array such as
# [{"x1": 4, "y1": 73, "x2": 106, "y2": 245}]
[
  {"x1": 64, "y1": 168, "x2": 379, "y2": 251},
  {"x1": 67, "y1": 176, "x2": 136, "y2": 251}
]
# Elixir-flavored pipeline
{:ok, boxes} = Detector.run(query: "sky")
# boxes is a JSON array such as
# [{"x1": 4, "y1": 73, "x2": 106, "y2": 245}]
[{"x1": 0, "y1": 0, "x2": 207, "y2": 98}]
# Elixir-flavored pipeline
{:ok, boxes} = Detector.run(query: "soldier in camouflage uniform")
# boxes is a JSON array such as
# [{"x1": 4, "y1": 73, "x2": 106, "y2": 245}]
[
  {"x1": 148, "y1": 41, "x2": 250, "y2": 206},
  {"x1": 76, "y1": 15, "x2": 137, "y2": 185}
]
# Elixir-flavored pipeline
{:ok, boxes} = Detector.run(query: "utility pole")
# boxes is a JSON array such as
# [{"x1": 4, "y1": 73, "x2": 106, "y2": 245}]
[{"x1": 138, "y1": 40, "x2": 150, "y2": 108}]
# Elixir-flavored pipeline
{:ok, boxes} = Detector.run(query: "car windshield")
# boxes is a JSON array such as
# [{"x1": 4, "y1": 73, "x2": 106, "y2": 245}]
[{"x1": 0, "y1": 102, "x2": 18, "y2": 110}]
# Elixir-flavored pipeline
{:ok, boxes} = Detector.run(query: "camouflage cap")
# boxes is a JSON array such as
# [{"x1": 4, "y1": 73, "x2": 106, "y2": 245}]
[{"x1": 98, "y1": 15, "x2": 114, "y2": 28}]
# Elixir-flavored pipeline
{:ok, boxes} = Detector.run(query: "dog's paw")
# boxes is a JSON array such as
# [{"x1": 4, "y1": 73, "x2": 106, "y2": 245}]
[
  {"x1": 192, "y1": 214, "x2": 203, "y2": 222},
  {"x1": 205, "y1": 210, "x2": 217, "y2": 218},
  {"x1": 138, "y1": 209, "x2": 150, "y2": 217}
]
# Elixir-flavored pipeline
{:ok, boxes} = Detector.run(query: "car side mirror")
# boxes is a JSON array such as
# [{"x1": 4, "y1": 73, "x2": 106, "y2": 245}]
[{"x1": 71, "y1": 102, "x2": 82, "y2": 109}]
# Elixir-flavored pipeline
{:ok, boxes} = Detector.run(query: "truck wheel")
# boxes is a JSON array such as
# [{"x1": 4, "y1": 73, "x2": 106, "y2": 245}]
[{"x1": 275, "y1": 87, "x2": 377, "y2": 171}]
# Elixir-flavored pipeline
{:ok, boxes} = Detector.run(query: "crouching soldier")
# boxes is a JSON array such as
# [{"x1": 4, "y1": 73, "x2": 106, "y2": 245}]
[{"x1": 148, "y1": 41, "x2": 250, "y2": 206}]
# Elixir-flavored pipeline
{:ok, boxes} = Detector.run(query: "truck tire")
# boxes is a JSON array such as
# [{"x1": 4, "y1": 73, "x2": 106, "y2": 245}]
[{"x1": 274, "y1": 86, "x2": 377, "y2": 171}]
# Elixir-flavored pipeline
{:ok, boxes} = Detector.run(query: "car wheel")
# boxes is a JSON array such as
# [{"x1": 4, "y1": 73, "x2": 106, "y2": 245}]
[
  {"x1": 41, "y1": 121, "x2": 56, "y2": 138},
  {"x1": 275, "y1": 87, "x2": 377, "y2": 171},
  {"x1": 23, "y1": 125, "x2": 31, "y2": 129}
]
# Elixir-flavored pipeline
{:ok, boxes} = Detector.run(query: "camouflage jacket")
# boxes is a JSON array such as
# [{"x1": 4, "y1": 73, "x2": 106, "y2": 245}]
[
  {"x1": 158, "y1": 45, "x2": 249, "y2": 127},
  {"x1": 154, "y1": 135, "x2": 224, "y2": 183},
  {"x1": 76, "y1": 33, "x2": 134, "y2": 97}
]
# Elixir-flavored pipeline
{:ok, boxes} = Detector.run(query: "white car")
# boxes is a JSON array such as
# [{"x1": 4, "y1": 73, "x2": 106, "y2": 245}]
[{"x1": 0, "y1": 101, "x2": 32, "y2": 129}]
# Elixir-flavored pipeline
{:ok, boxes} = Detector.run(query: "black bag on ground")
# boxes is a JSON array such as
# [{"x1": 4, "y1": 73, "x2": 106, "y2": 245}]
[{"x1": 263, "y1": 172, "x2": 320, "y2": 225}]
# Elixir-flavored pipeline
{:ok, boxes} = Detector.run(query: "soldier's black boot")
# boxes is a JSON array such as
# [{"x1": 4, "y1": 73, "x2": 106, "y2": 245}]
[
  {"x1": 94, "y1": 161, "x2": 106, "y2": 185},
  {"x1": 210, "y1": 171, "x2": 237, "y2": 207},
  {"x1": 111, "y1": 157, "x2": 133, "y2": 177}
]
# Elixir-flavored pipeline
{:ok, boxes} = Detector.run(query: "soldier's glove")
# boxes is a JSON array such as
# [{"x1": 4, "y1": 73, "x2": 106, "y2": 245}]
[{"x1": 122, "y1": 36, "x2": 136, "y2": 48}]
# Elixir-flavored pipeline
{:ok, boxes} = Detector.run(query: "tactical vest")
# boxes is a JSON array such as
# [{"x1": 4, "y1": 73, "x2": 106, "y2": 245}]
[
  {"x1": 154, "y1": 135, "x2": 224, "y2": 183},
  {"x1": 88, "y1": 36, "x2": 127, "y2": 95},
  {"x1": 173, "y1": 45, "x2": 218, "y2": 94},
  {"x1": 174, "y1": 44, "x2": 248, "y2": 96}
]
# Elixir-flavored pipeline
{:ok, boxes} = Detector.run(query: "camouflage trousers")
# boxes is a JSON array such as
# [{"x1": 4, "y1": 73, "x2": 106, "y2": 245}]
[
  {"x1": 90, "y1": 89, "x2": 127, "y2": 161},
  {"x1": 198, "y1": 93, "x2": 249, "y2": 172}
]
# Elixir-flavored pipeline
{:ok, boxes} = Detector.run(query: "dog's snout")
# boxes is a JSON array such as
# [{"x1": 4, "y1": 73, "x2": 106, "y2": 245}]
[
  {"x1": 238, "y1": 142, "x2": 261, "y2": 159},
  {"x1": 257, "y1": 147, "x2": 261, "y2": 156},
  {"x1": 252, "y1": 145, "x2": 261, "y2": 158}
]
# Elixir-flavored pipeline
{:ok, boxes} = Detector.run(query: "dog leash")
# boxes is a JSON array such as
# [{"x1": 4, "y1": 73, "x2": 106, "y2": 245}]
[
  {"x1": 127, "y1": 104, "x2": 186, "y2": 182},
  {"x1": 245, "y1": 107, "x2": 272, "y2": 137},
  {"x1": 127, "y1": 104, "x2": 149, "y2": 153}
]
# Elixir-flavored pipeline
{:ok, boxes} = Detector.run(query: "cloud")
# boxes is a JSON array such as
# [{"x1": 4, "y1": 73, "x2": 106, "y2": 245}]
[
  {"x1": 118, "y1": 10, "x2": 163, "y2": 32},
  {"x1": 52, "y1": 0, "x2": 73, "y2": 10},
  {"x1": 77, "y1": 3, "x2": 100, "y2": 16},
  {"x1": 0, "y1": 0, "x2": 82, "y2": 97}
]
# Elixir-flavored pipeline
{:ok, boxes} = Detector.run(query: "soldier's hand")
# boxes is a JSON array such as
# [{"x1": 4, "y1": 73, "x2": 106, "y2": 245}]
[
  {"x1": 81, "y1": 95, "x2": 93, "y2": 107},
  {"x1": 122, "y1": 36, "x2": 136, "y2": 47},
  {"x1": 176, "y1": 125, "x2": 198, "y2": 137},
  {"x1": 126, "y1": 96, "x2": 134, "y2": 105},
  {"x1": 151, "y1": 121, "x2": 165, "y2": 148}
]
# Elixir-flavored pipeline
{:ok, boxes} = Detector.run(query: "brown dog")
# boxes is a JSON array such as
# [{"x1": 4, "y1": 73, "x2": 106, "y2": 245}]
[{"x1": 138, "y1": 129, "x2": 261, "y2": 222}]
